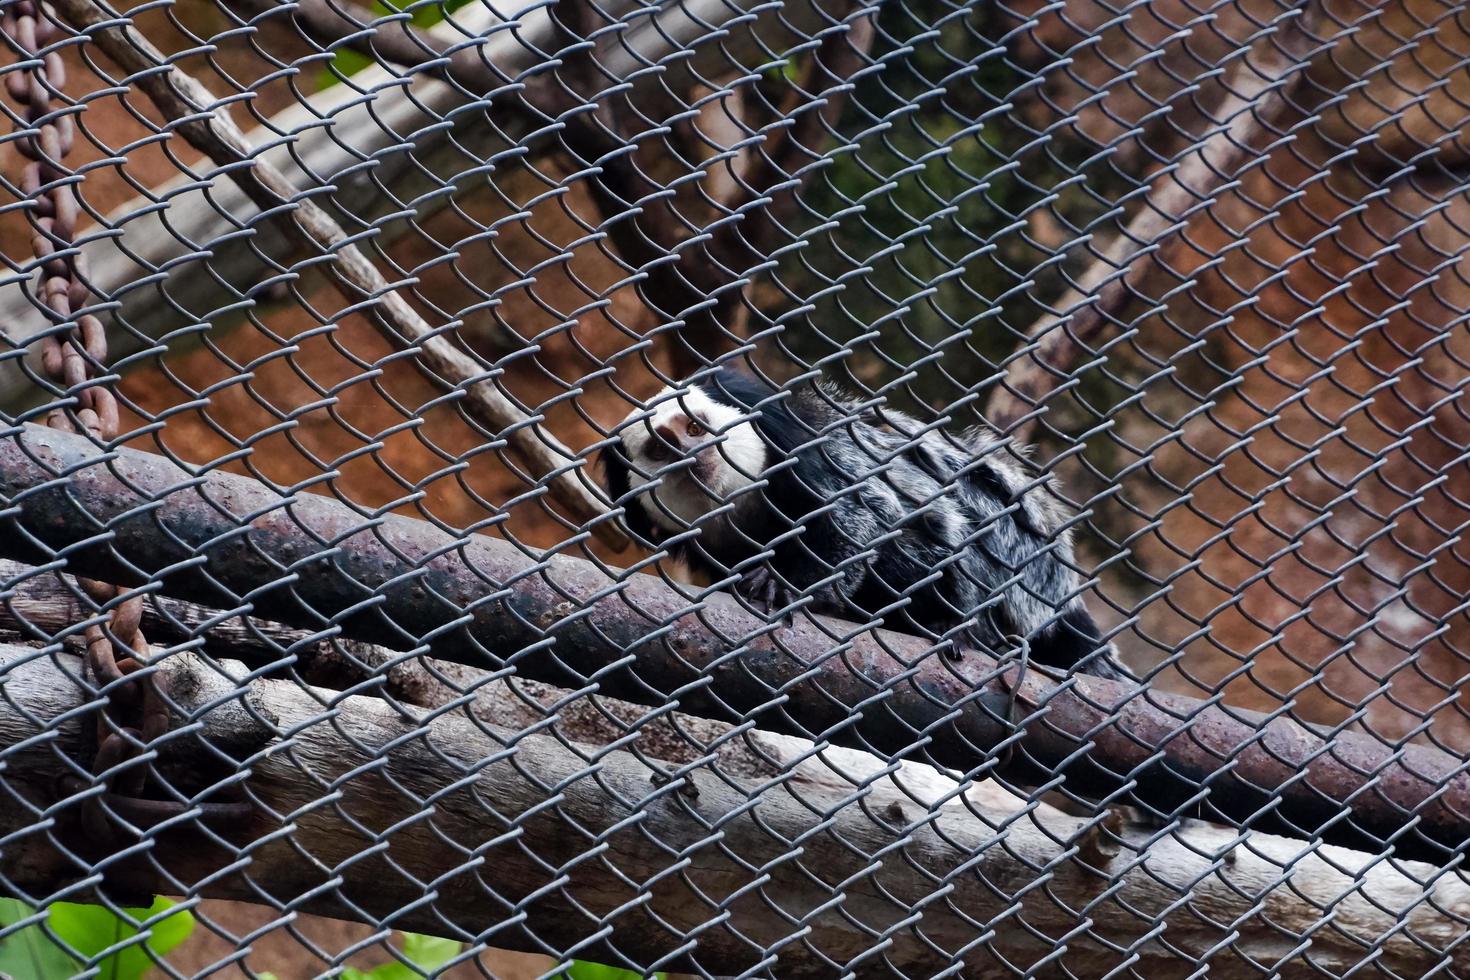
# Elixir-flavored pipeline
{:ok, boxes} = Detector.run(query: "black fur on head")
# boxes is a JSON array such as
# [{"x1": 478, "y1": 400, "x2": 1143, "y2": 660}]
[{"x1": 596, "y1": 429, "x2": 657, "y2": 545}]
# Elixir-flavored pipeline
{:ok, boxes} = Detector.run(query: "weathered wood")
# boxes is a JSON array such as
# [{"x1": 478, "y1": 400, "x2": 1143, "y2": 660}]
[
  {"x1": 0, "y1": 556, "x2": 797, "y2": 774},
  {"x1": 0, "y1": 558, "x2": 310, "y2": 658},
  {"x1": 1, "y1": 644, "x2": 1465, "y2": 978},
  {"x1": 8, "y1": 422, "x2": 1470, "y2": 863}
]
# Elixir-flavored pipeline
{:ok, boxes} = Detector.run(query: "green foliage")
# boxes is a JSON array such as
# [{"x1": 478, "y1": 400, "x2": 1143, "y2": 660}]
[
  {"x1": 0, "y1": 897, "x2": 195, "y2": 980},
  {"x1": 0, "y1": 901, "x2": 80, "y2": 980},
  {"x1": 763, "y1": 56, "x2": 804, "y2": 85},
  {"x1": 317, "y1": 0, "x2": 478, "y2": 88},
  {"x1": 340, "y1": 931, "x2": 464, "y2": 979},
  {"x1": 765, "y1": 0, "x2": 1125, "y2": 415},
  {"x1": 564, "y1": 961, "x2": 666, "y2": 980}
]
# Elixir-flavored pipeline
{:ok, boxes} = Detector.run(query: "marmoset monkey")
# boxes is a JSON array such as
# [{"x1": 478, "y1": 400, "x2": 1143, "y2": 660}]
[{"x1": 601, "y1": 368, "x2": 1124, "y2": 678}]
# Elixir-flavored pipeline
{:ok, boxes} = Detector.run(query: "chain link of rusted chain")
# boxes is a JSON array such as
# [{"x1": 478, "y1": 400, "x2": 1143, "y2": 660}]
[{"x1": 3, "y1": 0, "x2": 175, "y2": 844}]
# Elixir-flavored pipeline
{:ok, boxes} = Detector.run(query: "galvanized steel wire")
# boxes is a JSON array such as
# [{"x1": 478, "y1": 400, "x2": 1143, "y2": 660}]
[{"x1": 1, "y1": 0, "x2": 1469, "y2": 975}]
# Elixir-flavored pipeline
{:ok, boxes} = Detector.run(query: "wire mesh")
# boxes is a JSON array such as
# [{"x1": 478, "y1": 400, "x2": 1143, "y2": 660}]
[{"x1": 1, "y1": 0, "x2": 1468, "y2": 975}]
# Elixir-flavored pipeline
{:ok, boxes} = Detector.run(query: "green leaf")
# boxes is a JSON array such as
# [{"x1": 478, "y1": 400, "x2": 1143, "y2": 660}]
[
  {"x1": 763, "y1": 57, "x2": 803, "y2": 84},
  {"x1": 340, "y1": 932, "x2": 464, "y2": 979},
  {"x1": 401, "y1": 932, "x2": 462, "y2": 971},
  {"x1": 316, "y1": 0, "x2": 480, "y2": 88},
  {"x1": 565, "y1": 960, "x2": 666, "y2": 980},
  {"x1": 0, "y1": 899, "x2": 81, "y2": 980},
  {"x1": 46, "y1": 897, "x2": 195, "y2": 980}
]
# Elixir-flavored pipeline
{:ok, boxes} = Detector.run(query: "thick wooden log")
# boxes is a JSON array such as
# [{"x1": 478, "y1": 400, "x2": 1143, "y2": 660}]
[
  {"x1": 0, "y1": 556, "x2": 813, "y2": 773},
  {"x1": 0, "y1": 644, "x2": 1465, "y2": 978},
  {"x1": 5, "y1": 423, "x2": 1470, "y2": 864}
]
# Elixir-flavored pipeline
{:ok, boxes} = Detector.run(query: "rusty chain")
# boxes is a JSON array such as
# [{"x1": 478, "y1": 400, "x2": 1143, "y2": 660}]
[{"x1": 2, "y1": 0, "x2": 175, "y2": 845}]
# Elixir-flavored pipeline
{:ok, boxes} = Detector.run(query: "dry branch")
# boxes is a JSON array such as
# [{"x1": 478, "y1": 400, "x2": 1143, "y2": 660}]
[
  {"x1": 0, "y1": 556, "x2": 460, "y2": 704},
  {"x1": 0, "y1": 555, "x2": 797, "y2": 772},
  {"x1": 0, "y1": 0, "x2": 841, "y2": 416},
  {"x1": 0, "y1": 0, "x2": 547, "y2": 412},
  {"x1": 0, "y1": 644, "x2": 1465, "y2": 977},
  {"x1": 986, "y1": 2, "x2": 1325, "y2": 440},
  {"x1": 50, "y1": 0, "x2": 629, "y2": 551},
  {"x1": 0, "y1": 558, "x2": 312, "y2": 659},
  {"x1": 5, "y1": 422, "x2": 1470, "y2": 864}
]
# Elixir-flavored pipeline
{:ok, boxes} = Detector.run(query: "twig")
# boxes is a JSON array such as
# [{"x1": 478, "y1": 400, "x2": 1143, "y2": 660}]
[
  {"x1": 52, "y1": 0, "x2": 630, "y2": 551},
  {"x1": 986, "y1": 1, "x2": 1325, "y2": 441}
]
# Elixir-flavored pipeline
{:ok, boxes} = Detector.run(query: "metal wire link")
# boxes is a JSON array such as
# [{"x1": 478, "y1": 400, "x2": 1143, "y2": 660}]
[{"x1": 0, "y1": 0, "x2": 1468, "y2": 975}]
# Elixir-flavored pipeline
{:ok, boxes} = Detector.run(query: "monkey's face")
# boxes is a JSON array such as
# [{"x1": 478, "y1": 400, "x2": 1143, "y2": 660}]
[{"x1": 616, "y1": 384, "x2": 768, "y2": 536}]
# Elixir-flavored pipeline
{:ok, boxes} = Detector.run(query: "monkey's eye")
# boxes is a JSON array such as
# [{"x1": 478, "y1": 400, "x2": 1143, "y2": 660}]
[{"x1": 686, "y1": 418, "x2": 704, "y2": 438}]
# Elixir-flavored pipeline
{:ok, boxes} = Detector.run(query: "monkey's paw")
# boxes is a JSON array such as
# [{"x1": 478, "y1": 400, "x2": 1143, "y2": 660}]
[{"x1": 736, "y1": 566, "x2": 797, "y2": 627}]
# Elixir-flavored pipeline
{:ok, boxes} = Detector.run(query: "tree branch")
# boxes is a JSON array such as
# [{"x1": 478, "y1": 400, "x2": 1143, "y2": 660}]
[
  {"x1": 5, "y1": 421, "x2": 1470, "y2": 864},
  {"x1": 986, "y1": 1, "x2": 1325, "y2": 441},
  {"x1": 0, "y1": 0, "x2": 842, "y2": 417},
  {"x1": 0, "y1": 0, "x2": 550, "y2": 414},
  {"x1": 2, "y1": 645, "x2": 1464, "y2": 977},
  {"x1": 0, "y1": 556, "x2": 820, "y2": 776},
  {"x1": 49, "y1": 0, "x2": 630, "y2": 551}
]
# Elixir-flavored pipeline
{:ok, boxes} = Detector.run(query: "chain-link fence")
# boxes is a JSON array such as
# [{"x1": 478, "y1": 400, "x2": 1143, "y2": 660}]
[{"x1": 1, "y1": 0, "x2": 1468, "y2": 975}]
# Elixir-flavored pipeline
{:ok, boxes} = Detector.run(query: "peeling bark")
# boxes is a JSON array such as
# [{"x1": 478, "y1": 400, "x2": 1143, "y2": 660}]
[{"x1": 0, "y1": 645, "x2": 1465, "y2": 978}]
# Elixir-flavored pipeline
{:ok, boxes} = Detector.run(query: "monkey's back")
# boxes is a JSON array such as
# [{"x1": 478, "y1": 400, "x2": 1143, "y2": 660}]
[{"x1": 702, "y1": 373, "x2": 1083, "y2": 651}]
